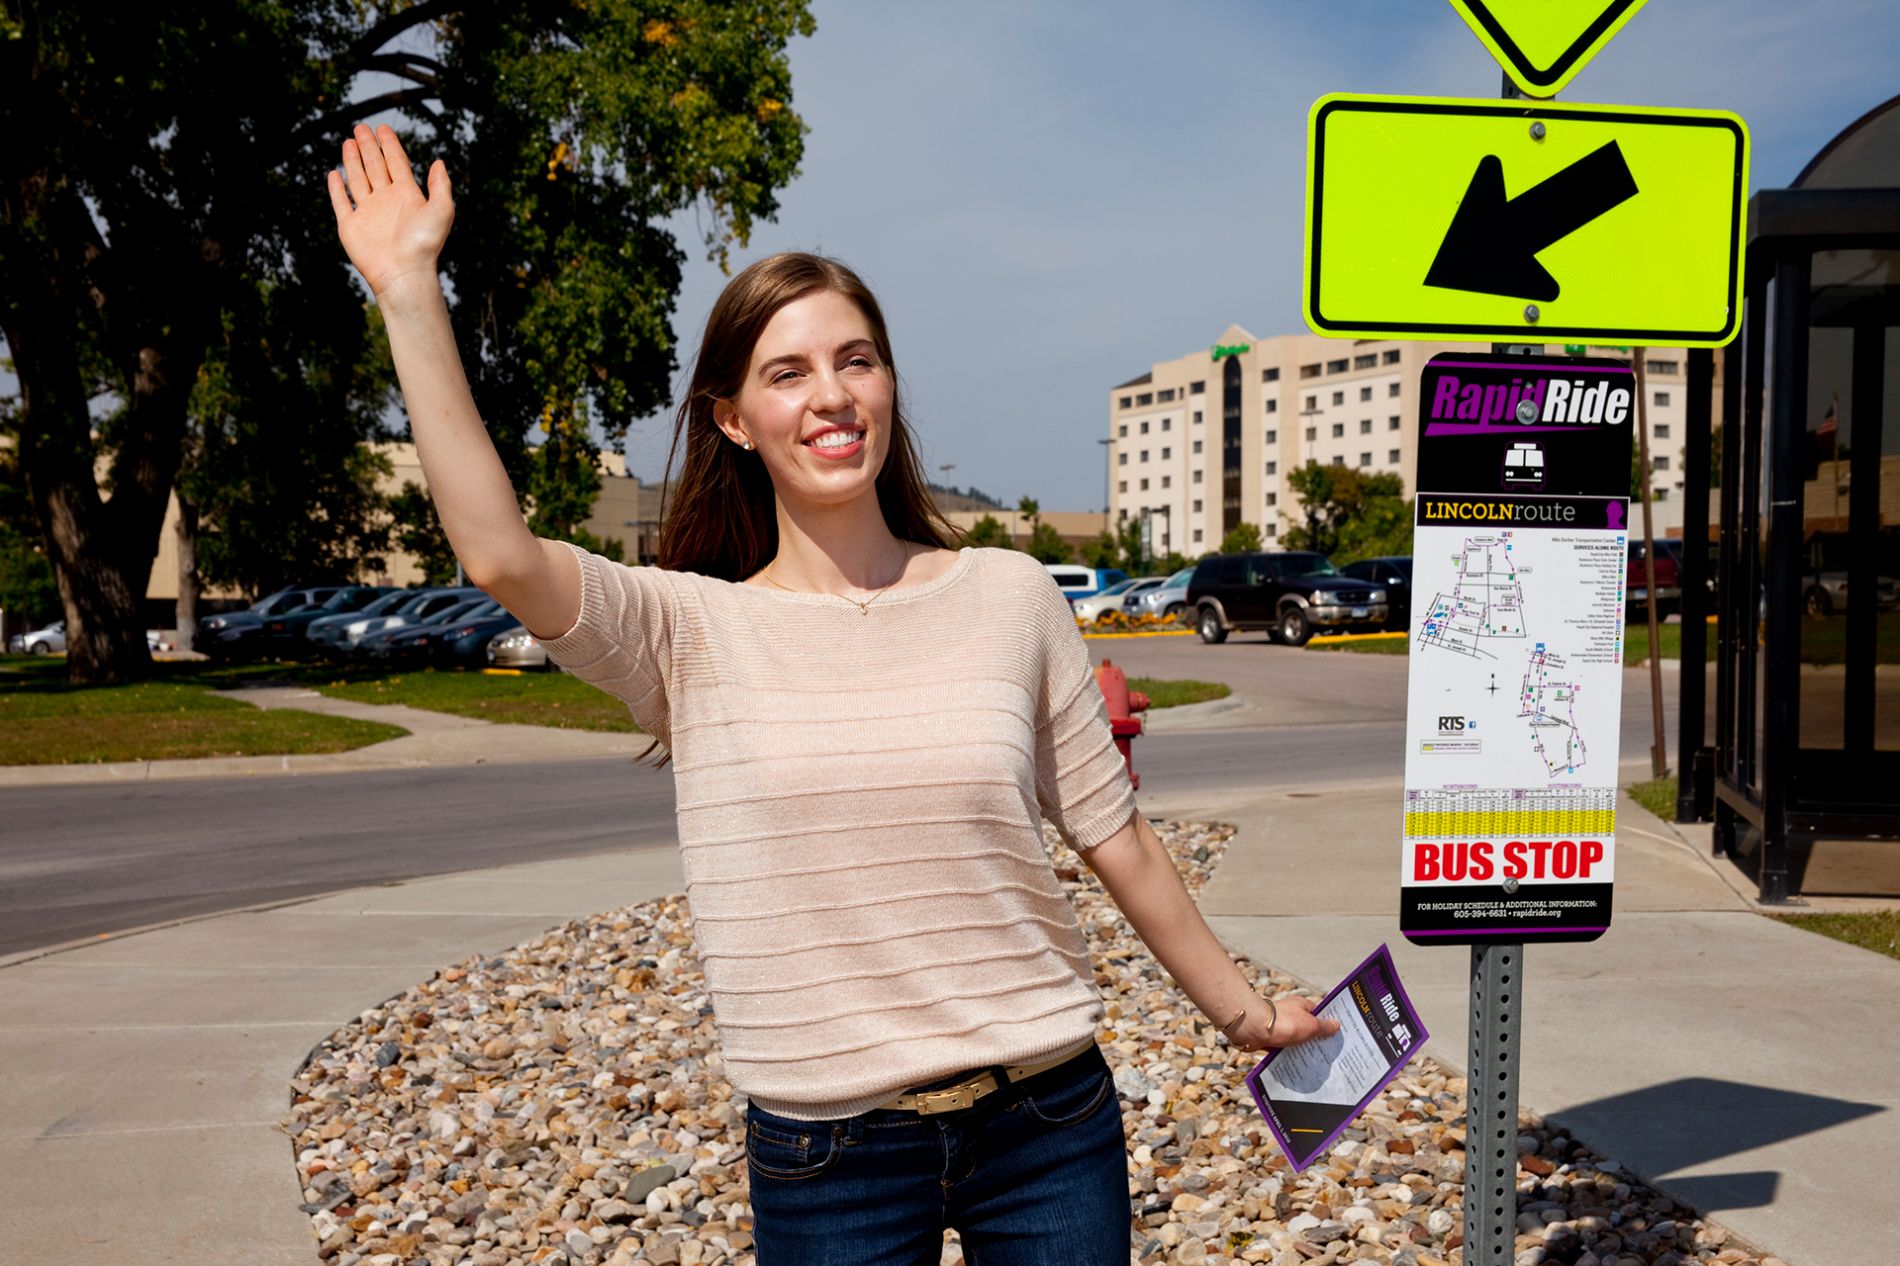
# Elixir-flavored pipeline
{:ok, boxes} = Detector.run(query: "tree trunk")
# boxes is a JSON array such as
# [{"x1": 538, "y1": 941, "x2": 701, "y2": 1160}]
[{"x1": 175, "y1": 497, "x2": 199, "y2": 653}]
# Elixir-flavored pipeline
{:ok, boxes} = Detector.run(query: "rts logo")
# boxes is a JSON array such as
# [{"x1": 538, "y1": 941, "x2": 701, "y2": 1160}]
[{"x1": 1438, "y1": 716, "x2": 1467, "y2": 732}]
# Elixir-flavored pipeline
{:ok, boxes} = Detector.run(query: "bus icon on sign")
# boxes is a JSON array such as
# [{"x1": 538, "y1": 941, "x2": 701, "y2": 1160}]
[{"x1": 1503, "y1": 442, "x2": 1546, "y2": 488}]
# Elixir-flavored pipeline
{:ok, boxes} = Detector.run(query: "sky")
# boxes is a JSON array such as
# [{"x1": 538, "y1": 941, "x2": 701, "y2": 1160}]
[{"x1": 613, "y1": 0, "x2": 1900, "y2": 510}]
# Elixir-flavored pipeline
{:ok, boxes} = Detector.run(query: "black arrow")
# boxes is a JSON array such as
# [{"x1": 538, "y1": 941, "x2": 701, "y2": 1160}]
[{"x1": 1424, "y1": 140, "x2": 1639, "y2": 302}]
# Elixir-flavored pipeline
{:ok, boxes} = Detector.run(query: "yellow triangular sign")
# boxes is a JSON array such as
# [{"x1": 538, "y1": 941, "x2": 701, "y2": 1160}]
[{"x1": 1446, "y1": 0, "x2": 1648, "y2": 98}]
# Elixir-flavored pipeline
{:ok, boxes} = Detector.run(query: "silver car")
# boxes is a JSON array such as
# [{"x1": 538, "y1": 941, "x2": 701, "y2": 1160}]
[
  {"x1": 1072, "y1": 577, "x2": 1164, "y2": 622},
  {"x1": 486, "y1": 625, "x2": 558, "y2": 670},
  {"x1": 8, "y1": 620, "x2": 66, "y2": 654},
  {"x1": 1125, "y1": 566, "x2": 1196, "y2": 622}
]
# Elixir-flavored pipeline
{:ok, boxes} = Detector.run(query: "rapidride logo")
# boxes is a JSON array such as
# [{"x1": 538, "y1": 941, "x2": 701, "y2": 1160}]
[{"x1": 1428, "y1": 372, "x2": 1632, "y2": 427}]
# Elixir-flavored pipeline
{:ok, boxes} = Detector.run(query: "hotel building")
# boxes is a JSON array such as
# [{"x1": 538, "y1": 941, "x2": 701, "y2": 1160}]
[{"x1": 1106, "y1": 326, "x2": 1718, "y2": 556}]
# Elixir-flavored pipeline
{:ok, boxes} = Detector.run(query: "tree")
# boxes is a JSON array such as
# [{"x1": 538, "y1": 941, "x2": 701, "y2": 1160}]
[
  {"x1": 1025, "y1": 520, "x2": 1073, "y2": 564},
  {"x1": 0, "y1": 441, "x2": 59, "y2": 625},
  {"x1": 1280, "y1": 463, "x2": 1411, "y2": 562},
  {"x1": 964, "y1": 514, "x2": 1012, "y2": 549},
  {"x1": 1080, "y1": 530, "x2": 1119, "y2": 569},
  {"x1": 1220, "y1": 522, "x2": 1263, "y2": 555},
  {"x1": 0, "y1": 0, "x2": 814, "y2": 683}
]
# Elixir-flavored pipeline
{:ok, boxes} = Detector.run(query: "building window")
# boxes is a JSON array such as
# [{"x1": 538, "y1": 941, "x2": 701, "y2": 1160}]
[
  {"x1": 1118, "y1": 480, "x2": 1127, "y2": 493},
  {"x1": 1118, "y1": 452, "x2": 1128, "y2": 466},
  {"x1": 1304, "y1": 426, "x2": 1317, "y2": 441},
  {"x1": 1389, "y1": 448, "x2": 1401, "y2": 463},
  {"x1": 1157, "y1": 388, "x2": 1176, "y2": 402},
  {"x1": 1117, "y1": 424, "x2": 1127, "y2": 437},
  {"x1": 1326, "y1": 358, "x2": 1348, "y2": 374},
  {"x1": 1266, "y1": 461, "x2": 1278, "y2": 475},
  {"x1": 1262, "y1": 367, "x2": 1280, "y2": 382},
  {"x1": 1189, "y1": 380, "x2": 1206, "y2": 394},
  {"x1": 1304, "y1": 395, "x2": 1317, "y2": 410},
  {"x1": 1136, "y1": 392, "x2": 1153, "y2": 406},
  {"x1": 1300, "y1": 363, "x2": 1321, "y2": 379},
  {"x1": 1360, "y1": 386, "x2": 1373, "y2": 401},
  {"x1": 1331, "y1": 422, "x2": 1345, "y2": 438},
  {"x1": 1193, "y1": 469, "x2": 1203, "y2": 483},
  {"x1": 1193, "y1": 499, "x2": 1203, "y2": 513},
  {"x1": 1389, "y1": 382, "x2": 1401, "y2": 397},
  {"x1": 1332, "y1": 455, "x2": 1346, "y2": 466},
  {"x1": 1331, "y1": 390, "x2": 1345, "y2": 406},
  {"x1": 1161, "y1": 446, "x2": 1171, "y2": 460},
  {"x1": 1383, "y1": 349, "x2": 1401, "y2": 364},
  {"x1": 1653, "y1": 455, "x2": 1670, "y2": 470},
  {"x1": 1192, "y1": 439, "x2": 1203, "y2": 454},
  {"x1": 1265, "y1": 429, "x2": 1277, "y2": 444},
  {"x1": 1354, "y1": 354, "x2": 1377, "y2": 370},
  {"x1": 1655, "y1": 423, "x2": 1670, "y2": 439},
  {"x1": 1119, "y1": 507, "x2": 1129, "y2": 521},
  {"x1": 1648, "y1": 359, "x2": 1679, "y2": 375},
  {"x1": 1161, "y1": 475, "x2": 1172, "y2": 489},
  {"x1": 1193, "y1": 529, "x2": 1203, "y2": 543},
  {"x1": 1140, "y1": 421, "x2": 1149, "y2": 434},
  {"x1": 1140, "y1": 478, "x2": 1149, "y2": 491},
  {"x1": 1266, "y1": 492, "x2": 1278, "y2": 506},
  {"x1": 1162, "y1": 417, "x2": 1172, "y2": 431},
  {"x1": 1140, "y1": 449, "x2": 1149, "y2": 462},
  {"x1": 1265, "y1": 523, "x2": 1278, "y2": 539},
  {"x1": 1360, "y1": 418, "x2": 1373, "y2": 434},
  {"x1": 1119, "y1": 396, "x2": 1132, "y2": 409},
  {"x1": 1654, "y1": 391, "x2": 1671, "y2": 406},
  {"x1": 1266, "y1": 399, "x2": 1278, "y2": 413},
  {"x1": 1360, "y1": 452, "x2": 1372, "y2": 466},
  {"x1": 1193, "y1": 410, "x2": 1203, "y2": 424},
  {"x1": 1655, "y1": 487, "x2": 1670, "y2": 501},
  {"x1": 1389, "y1": 415, "x2": 1401, "y2": 430}
]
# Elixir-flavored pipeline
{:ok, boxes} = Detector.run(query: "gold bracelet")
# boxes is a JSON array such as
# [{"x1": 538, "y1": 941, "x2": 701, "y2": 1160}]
[{"x1": 1218, "y1": 1004, "x2": 1248, "y2": 1037}]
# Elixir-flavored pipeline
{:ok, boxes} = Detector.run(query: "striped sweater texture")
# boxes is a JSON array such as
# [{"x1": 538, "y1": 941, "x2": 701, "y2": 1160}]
[{"x1": 539, "y1": 543, "x2": 1138, "y2": 1120}]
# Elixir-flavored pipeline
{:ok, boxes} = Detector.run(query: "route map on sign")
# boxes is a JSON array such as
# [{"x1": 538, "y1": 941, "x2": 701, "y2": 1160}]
[
  {"x1": 1417, "y1": 534, "x2": 1528, "y2": 658},
  {"x1": 1520, "y1": 644, "x2": 1586, "y2": 774}
]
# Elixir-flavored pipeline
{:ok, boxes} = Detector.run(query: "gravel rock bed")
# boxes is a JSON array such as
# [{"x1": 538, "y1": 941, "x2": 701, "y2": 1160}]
[{"x1": 280, "y1": 820, "x2": 1776, "y2": 1266}]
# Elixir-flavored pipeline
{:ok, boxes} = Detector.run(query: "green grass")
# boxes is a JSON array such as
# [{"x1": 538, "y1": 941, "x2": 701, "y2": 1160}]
[
  {"x1": 1774, "y1": 910, "x2": 1900, "y2": 961},
  {"x1": 317, "y1": 667, "x2": 641, "y2": 732},
  {"x1": 1309, "y1": 635, "x2": 1410, "y2": 655},
  {"x1": 1628, "y1": 775, "x2": 1679, "y2": 820},
  {"x1": 1127, "y1": 678, "x2": 1231, "y2": 709},
  {"x1": 0, "y1": 657, "x2": 406, "y2": 765}
]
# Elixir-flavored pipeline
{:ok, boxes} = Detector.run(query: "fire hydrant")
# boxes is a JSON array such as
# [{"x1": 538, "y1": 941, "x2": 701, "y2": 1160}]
[{"x1": 1093, "y1": 658, "x2": 1150, "y2": 790}]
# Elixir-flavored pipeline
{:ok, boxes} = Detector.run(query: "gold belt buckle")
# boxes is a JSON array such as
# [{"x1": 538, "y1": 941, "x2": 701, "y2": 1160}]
[{"x1": 913, "y1": 1077, "x2": 986, "y2": 1114}]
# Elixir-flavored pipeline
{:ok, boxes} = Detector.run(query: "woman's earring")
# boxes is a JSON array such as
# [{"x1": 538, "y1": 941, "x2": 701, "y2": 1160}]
[{"x1": 741, "y1": 439, "x2": 755, "y2": 451}]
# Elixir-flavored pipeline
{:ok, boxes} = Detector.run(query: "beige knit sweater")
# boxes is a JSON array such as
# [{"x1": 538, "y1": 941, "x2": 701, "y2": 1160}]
[{"x1": 539, "y1": 542, "x2": 1138, "y2": 1120}]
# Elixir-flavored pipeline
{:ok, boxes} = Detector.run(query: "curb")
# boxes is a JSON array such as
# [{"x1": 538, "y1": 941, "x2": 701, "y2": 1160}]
[
  {"x1": 1305, "y1": 630, "x2": 1408, "y2": 648},
  {"x1": 1081, "y1": 629, "x2": 1196, "y2": 641}
]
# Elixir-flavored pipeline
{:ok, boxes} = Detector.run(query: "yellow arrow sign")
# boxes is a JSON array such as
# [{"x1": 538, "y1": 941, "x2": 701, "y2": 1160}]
[
  {"x1": 1447, "y1": 0, "x2": 1648, "y2": 98},
  {"x1": 1303, "y1": 95, "x2": 1749, "y2": 348}
]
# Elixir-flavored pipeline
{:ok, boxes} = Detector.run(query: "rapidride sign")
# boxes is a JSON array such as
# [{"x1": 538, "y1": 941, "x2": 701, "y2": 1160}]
[{"x1": 1399, "y1": 352, "x2": 1631, "y2": 945}]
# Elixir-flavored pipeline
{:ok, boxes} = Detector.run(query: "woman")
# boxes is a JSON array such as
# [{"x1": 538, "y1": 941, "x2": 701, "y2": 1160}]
[{"x1": 328, "y1": 123, "x2": 1338, "y2": 1266}]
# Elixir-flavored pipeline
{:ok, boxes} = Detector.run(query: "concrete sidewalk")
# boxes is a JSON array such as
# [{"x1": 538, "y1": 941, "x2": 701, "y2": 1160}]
[
  {"x1": 1141, "y1": 780, "x2": 1899, "y2": 1266},
  {"x1": 2, "y1": 683, "x2": 1893, "y2": 1263}
]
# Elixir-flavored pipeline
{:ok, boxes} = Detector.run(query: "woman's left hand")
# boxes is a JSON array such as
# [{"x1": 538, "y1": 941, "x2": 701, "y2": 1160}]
[{"x1": 1228, "y1": 993, "x2": 1341, "y2": 1051}]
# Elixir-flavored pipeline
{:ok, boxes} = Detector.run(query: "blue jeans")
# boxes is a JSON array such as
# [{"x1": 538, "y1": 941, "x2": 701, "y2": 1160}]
[{"x1": 743, "y1": 1043, "x2": 1132, "y2": 1265}]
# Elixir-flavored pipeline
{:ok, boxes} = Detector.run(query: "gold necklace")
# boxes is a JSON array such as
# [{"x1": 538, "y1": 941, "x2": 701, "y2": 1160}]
[{"x1": 761, "y1": 543, "x2": 913, "y2": 615}]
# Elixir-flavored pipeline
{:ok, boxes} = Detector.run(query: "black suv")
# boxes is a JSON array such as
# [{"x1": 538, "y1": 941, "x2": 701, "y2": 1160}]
[{"x1": 1186, "y1": 551, "x2": 1388, "y2": 646}]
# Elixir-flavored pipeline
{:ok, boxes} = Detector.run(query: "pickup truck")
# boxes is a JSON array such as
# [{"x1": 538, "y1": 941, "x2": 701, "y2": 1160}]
[{"x1": 1186, "y1": 551, "x2": 1388, "y2": 647}]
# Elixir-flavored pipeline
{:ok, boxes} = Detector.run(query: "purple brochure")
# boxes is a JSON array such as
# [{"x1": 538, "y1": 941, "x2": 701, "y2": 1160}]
[{"x1": 1242, "y1": 944, "x2": 1428, "y2": 1172}]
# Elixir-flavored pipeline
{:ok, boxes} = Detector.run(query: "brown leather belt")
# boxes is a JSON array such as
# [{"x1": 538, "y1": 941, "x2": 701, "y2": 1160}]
[{"x1": 878, "y1": 1048, "x2": 1087, "y2": 1115}]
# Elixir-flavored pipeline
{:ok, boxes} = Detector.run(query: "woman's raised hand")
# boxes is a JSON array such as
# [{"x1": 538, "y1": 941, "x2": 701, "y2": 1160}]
[{"x1": 326, "y1": 123, "x2": 454, "y2": 298}]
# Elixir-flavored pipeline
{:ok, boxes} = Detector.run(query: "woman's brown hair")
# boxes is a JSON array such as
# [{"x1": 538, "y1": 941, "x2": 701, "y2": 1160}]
[{"x1": 654, "y1": 252, "x2": 961, "y2": 580}]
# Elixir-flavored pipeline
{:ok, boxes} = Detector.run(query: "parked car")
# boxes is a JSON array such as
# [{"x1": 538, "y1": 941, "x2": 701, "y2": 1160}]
[
  {"x1": 1044, "y1": 564, "x2": 1129, "y2": 605},
  {"x1": 1186, "y1": 551, "x2": 1387, "y2": 647},
  {"x1": 1072, "y1": 577, "x2": 1164, "y2": 622},
  {"x1": 487, "y1": 625, "x2": 555, "y2": 671},
  {"x1": 306, "y1": 589, "x2": 433, "y2": 653},
  {"x1": 333, "y1": 587, "x2": 487, "y2": 656},
  {"x1": 1627, "y1": 539, "x2": 1682, "y2": 620},
  {"x1": 1800, "y1": 569, "x2": 1900, "y2": 616},
  {"x1": 198, "y1": 586, "x2": 349, "y2": 658},
  {"x1": 1340, "y1": 557, "x2": 1413, "y2": 631},
  {"x1": 430, "y1": 607, "x2": 527, "y2": 670},
  {"x1": 260, "y1": 586, "x2": 394, "y2": 652},
  {"x1": 9, "y1": 620, "x2": 66, "y2": 654},
  {"x1": 360, "y1": 597, "x2": 500, "y2": 662},
  {"x1": 1125, "y1": 566, "x2": 1197, "y2": 622}
]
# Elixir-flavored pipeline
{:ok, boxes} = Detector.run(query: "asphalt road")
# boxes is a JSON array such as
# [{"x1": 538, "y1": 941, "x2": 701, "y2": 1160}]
[{"x1": 0, "y1": 639, "x2": 1688, "y2": 955}]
